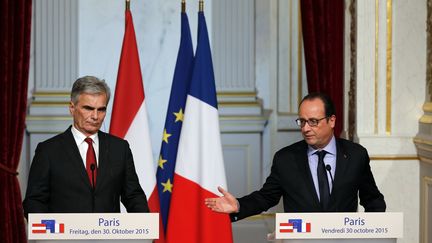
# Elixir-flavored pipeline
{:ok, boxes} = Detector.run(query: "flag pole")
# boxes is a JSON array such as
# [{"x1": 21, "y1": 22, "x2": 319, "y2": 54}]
[
  {"x1": 126, "y1": 0, "x2": 130, "y2": 11},
  {"x1": 199, "y1": 0, "x2": 203, "y2": 12},
  {"x1": 182, "y1": 0, "x2": 186, "y2": 13}
]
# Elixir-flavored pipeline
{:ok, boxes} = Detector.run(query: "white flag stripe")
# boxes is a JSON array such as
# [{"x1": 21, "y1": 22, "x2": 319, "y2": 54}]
[
  {"x1": 32, "y1": 226, "x2": 45, "y2": 231},
  {"x1": 175, "y1": 95, "x2": 227, "y2": 195},
  {"x1": 54, "y1": 223, "x2": 61, "y2": 233},
  {"x1": 280, "y1": 225, "x2": 293, "y2": 230},
  {"x1": 124, "y1": 101, "x2": 156, "y2": 197},
  {"x1": 301, "y1": 223, "x2": 309, "y2": 232}
]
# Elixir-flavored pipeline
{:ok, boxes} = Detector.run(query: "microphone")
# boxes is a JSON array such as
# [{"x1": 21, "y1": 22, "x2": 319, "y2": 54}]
[
  {"x1": 90, "y1": 164, "x2": 96, "y2": 188},
  {"x1": 325, "y1": 164, "x2": 334, "y2": 185}
]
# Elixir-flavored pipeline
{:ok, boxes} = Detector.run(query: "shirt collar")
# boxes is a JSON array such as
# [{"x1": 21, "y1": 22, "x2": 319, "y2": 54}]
[
  {"x1": 307, "y1": 135, "x2": 337, "y2": 157},
  {"x1": 71, "y1": 125, "x2": 98, "y2": 144}
]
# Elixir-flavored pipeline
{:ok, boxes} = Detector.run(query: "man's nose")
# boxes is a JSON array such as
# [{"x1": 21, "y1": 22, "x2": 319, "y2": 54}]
[
  {"x1": 91, "y1": 109, "x2": 98, "y2": 119},
  {"x1": 302, "y1": 122, "x2": 312, "y2": 131}
]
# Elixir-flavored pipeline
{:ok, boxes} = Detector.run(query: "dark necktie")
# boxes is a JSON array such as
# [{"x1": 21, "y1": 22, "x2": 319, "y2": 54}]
[
  {"x1": 316, "y1": 150, "x2": 330, "y2": 211},
  {"x1": 85, "y1": 137, "x2": 97, "y2": 187}
]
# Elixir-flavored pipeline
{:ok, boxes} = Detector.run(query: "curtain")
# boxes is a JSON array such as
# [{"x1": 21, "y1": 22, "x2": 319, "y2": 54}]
[
  {"x1": 0, "y1": 0, "x2": 32, "y2": 242},
  {"x1": 301, "y1": 0, "x2": 344, "y2": 137}
]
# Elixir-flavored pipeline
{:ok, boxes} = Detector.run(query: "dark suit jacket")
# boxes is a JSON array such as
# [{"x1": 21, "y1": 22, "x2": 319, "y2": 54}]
[
  {"x1": 23, "y1": 127, "x2": 149, "y2": 217},
  {"x1": 231, "y1": 138, "x2": 386, "y2": 221}
]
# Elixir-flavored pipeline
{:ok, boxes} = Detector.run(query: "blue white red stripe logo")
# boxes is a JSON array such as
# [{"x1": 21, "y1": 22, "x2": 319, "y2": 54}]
[
  {"x1": 280, "y1": 219, "x2": 311, "y2": 233},
  {"x1": 31, "y1": 220, "x2": 64, "y2": 234}
]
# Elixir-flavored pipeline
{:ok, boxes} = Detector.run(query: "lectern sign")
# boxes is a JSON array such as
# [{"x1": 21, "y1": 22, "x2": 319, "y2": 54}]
[
  {"x1": 275, "y1": 213, "x2": 403, "y2": 239},
  {"x1": 28, "y1": 213, "x2": 159, "y2": 240}
]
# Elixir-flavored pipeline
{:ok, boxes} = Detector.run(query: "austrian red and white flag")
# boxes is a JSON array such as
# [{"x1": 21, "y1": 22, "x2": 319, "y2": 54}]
[
  {"x1": 109, "y1": 9, "x2": 160, "y2": 213},
  {"x1": 166, "y1": 11, "x2": 233, "y2": 243}
]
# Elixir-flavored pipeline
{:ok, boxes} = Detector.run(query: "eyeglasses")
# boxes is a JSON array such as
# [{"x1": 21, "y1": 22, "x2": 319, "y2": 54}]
[{"x1": 295, "y1": 117, "x2": 328, "y2": 127}]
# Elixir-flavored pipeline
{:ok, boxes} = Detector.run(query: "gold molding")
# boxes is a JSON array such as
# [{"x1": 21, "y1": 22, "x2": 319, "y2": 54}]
[
  {"x1": 277, "y1": 111, "x2": 297, "y2": 116},
  {"x1": 423, "y1": 102, "x2": 432, "y2": 112},
  {"x1": 419, "y1": 103, "x2": 432, "y2": 124},
  {"x1": 419, "y1": 156, "x2": 432, "y2": 165},
  {"x1": 385, "y1": 0, "x2": 393, "y2": 134},
  {"x1": 220, "y1": 116, "x2": 268, "y2": 121},
  {"x1": 217, "y1": 92, "x2": 257, "y2": 97},
  {"x1": 33, "y1": 92, "x2": 70, "y2": 97},
  {"x1": 414, "y1": 137, "x2": 432, "y2": 147},
  {"x1": 218, "y1": 102, "x2": 260, "y2": 107},
  {"x1": 370, "y1": 155, "x2": 419, "y2": 160},
  {"x1": 420, "y1": 115, "x2": 432, "y2": 124},
  {"x1": 374, "y1": 0, "x2": 379, "y2": 134},
  {"x1": 27, "y1": 116, "x2": 72, "y2": 121},
  {"x1": 31, "y1": 102, "x2": 70, "y2": 106}
]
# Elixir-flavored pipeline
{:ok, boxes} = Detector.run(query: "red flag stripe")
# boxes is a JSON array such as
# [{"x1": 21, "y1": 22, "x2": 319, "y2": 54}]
[
  {"x1": 110, "y1": 10, "x2": 144, "y2": 138},
  {"x1": 32, "y1": 230, "x2": 46, "y2": 234},
  {"x1": 59, "y1": 223, "x2": 65, "y2": 233},
  {"x1": 166, "y1": 174, "x2": 232, "y2": 242},
  {"x1": 280, "y1": 229, "x2": 294, "y2": 233}
]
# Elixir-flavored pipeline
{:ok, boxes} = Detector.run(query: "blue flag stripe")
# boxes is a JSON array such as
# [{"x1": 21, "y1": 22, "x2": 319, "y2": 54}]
[{"x1": 188, "y1": 12, "x2": 218, "y2": 108}]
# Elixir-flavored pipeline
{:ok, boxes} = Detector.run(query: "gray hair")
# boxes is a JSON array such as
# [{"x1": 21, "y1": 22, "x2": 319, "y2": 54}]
[{"x1": 71, "y1": 76, "x2": 111, "y2": 105}]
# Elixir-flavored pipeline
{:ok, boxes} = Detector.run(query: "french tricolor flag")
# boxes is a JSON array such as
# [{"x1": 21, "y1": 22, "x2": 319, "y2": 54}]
[{"x1": 165, "y1": 10, "x2": 233, "y2": 243}]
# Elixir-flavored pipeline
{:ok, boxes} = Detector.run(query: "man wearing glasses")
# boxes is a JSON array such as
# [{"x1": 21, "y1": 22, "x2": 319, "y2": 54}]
[{"x1": 205, "y1": 92, "x2": 386, "y2": 221}]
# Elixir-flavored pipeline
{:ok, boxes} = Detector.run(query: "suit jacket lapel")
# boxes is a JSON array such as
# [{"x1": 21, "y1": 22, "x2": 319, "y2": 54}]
[
  {"x1": 95, "y1": 131, "x2": 109, "y2": 190},
  {"x1": 60, "y1": 127, "x2": 93, "y2": 188},
  {"x1": 333, "y1": 139, "x2": 349, "y2": 196}
]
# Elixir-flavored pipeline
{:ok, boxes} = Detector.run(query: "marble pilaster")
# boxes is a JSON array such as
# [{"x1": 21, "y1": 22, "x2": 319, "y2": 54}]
[{"x1": 353, "y1": 1, "x2": 425, "y2": 243}]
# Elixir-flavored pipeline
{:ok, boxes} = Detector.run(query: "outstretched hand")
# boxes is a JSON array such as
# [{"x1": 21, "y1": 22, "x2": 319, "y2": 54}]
[{"x1": 204, "y1": 186, "x2": 239, "y2": 213}]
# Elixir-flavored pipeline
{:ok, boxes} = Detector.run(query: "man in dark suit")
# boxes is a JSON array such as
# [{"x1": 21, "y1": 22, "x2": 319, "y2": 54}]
[
  {"x1": 205, "y1": 93, "x2": 385, "y2": 221},
  {"x1": 23, "y1": 76, "x2": 149, "y2": 217}
]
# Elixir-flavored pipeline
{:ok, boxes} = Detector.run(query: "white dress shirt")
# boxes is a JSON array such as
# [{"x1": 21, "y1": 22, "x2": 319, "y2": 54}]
[
  {"x1": 307, "y1": 136, "x2": 337, "y2": 200},
  {"x1": 70, "y1": 125, "x2": 99, "y2": 167}
]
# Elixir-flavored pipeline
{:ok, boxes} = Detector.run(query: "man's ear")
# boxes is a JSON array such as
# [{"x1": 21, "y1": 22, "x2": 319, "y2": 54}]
[
  {"x1": 329, "y1": 115, "x2": 336, "y2": 128},
  {"x1": 69, "y1": 101, "x2": 75, "y2": 115}
]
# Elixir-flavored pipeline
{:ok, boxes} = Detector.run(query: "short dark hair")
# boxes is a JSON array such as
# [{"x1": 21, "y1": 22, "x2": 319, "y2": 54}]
[
  {"x1": 71, "y1": 76, "x2": 111, "y2": 105},
  {"x1": 299, "y1": 92, "x2": 335, "y2": 117}
]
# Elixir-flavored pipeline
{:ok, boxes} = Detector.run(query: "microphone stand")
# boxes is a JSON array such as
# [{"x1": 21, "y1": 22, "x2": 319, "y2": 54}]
[{"x1": 90, "y1": 163, "x2": 96, "y2": 212}]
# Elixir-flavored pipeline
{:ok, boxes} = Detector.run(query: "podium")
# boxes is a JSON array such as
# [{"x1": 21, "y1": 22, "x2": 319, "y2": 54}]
[
  {"x1": 28, "y1": 213, "x2": 159, "y2": 243},
  {"x1": 273, "y1": 212, "x2": 403, "y2": 243}
]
